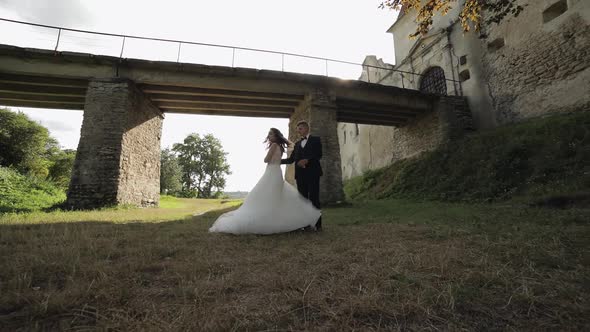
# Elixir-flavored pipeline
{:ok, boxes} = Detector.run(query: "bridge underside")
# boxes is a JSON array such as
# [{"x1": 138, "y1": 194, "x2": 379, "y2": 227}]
[
  {"x1": 0, "y1": 72, "x2": 429, "y2": 126},
  {"x1": 0, "y1": 44, "x2": 468, "y2": 209},
  {"x1": 0, "y1": 44, "x2": 435, "y2": 126}
]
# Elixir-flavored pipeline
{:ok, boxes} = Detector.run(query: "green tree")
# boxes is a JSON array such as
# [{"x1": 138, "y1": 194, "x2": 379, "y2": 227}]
[
  {"x1": 173, "y1": 133, "x2": 231, "y2": 198},
  {"x1": 160, "y1": 148, "x2": 183, "y2": 195},
  {"x1": 379, "y1": 0, "x2": 524, "y2": 37},
  {"x1": 0, "y1": 107, "x2": 58, "y2": 177},
  {"x1": 47, "y1": 149, "x2": 77, "y2": 190}
]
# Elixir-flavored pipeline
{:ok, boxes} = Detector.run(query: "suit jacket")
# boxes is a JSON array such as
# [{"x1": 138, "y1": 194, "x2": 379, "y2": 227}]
[{"x1": 281, "y1": 135, "x2": 323, "y2": 179}]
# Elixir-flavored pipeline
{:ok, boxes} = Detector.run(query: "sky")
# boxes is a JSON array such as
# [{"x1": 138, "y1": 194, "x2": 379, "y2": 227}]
[{"x1": 0, "y1": 0, "x2": 398, "y2": 191}]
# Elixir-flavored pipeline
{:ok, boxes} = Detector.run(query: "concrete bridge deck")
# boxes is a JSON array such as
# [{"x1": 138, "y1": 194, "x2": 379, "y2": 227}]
[{"x1": 0, "y1": 44, "x2": 435, "y2": 126}]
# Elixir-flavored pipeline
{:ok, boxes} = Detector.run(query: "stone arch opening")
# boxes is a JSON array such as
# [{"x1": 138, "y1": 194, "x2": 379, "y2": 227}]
[{"x1": 419, "y1": 66, "x2": 447, "y2": 95}]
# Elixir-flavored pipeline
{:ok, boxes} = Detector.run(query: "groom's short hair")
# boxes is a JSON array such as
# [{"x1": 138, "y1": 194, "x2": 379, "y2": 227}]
[{"x1": 296, "y1": 121, "x2": 309, "y2": 128}]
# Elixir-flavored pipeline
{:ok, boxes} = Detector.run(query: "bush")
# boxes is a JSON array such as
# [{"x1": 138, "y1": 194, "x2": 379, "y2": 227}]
[{"x1": 0, "y1": 167, "x2": 66, "y2": 213}]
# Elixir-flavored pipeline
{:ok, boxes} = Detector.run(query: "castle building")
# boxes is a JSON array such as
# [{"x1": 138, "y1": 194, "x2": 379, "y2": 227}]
[{"x1": 339, "y1": 0, "x2": 590, "y2": 179}]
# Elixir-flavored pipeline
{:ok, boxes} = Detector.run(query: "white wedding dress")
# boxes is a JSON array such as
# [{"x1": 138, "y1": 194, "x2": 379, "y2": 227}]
[{"x1": 209, "y1": 144, "x2": 321, "y2": 234}]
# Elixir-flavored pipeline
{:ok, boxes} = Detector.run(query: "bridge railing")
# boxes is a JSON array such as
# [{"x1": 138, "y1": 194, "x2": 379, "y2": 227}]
[{"x1": 0, "y1": 18, "x2": 462, "y2": 96}]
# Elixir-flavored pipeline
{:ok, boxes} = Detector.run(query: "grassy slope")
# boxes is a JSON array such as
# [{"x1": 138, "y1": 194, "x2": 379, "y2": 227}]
[
  {"x1": 0, "y1": 198, "x2": 588, "y2": 330},
  {"x1": 345, "y1": 111, "x2": 590, "y2": 204}
]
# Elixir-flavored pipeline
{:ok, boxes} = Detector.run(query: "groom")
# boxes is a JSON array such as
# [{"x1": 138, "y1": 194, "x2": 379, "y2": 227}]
[{"x1": 281, "y1": 121, "x2": 323, "y2": 231}]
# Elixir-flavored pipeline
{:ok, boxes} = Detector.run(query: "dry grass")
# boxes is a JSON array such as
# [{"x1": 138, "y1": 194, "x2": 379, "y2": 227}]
[{"x1": 0, "y1": 199, "x2": 588, "y2": 331}]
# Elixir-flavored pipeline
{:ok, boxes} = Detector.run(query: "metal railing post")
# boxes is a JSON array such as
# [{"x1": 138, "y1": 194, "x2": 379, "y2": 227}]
[
  {"x1": 232, "y1": 48, "x2": 235, "y2": 67},
  {"x1": 177, "y1": 42, "x2": 182, "y2": 63},
  {"x1": 400, "y1": 72, "x2": 405, "y2": 89},
  {"x1": 119, "y1": 36, "x2": 126, "y2": 58},
  {"x1": 325, "y1": 59, "x2": 328, "y2": 76},
  {"x1": 281, "y1": 54, "x2": 284, "y2": 72},
  {"x1": 54, "y1": 28, "x2": 62, "y2": 52}
]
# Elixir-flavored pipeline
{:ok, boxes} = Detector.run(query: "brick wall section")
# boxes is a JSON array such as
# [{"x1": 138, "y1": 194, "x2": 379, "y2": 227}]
[
  {"x1": 285, "y1": 91, "x2": 345, "y2": 204},
  {"x1": 391, "y1": 111, "x2": 444, "y2": 160},
  {"x1": 482, "y1": 13, "x2": 590, "y2": 122},
  {"x1": 393, "y1": 96, "x2": 471, "y2": 158},
  {"x1": 66, "y1": 80, "x2": 163, "y2": 209}
]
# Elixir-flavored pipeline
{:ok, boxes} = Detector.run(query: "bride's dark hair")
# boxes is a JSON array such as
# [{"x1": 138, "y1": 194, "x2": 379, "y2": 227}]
[{"x1": 264, "y1": 128, "x2": 290, "y2": 153}]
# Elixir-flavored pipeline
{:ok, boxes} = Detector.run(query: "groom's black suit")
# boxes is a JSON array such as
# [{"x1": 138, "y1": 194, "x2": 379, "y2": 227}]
[{"x1": 281, "y1": 135, "x2": 323, "y2": 229}]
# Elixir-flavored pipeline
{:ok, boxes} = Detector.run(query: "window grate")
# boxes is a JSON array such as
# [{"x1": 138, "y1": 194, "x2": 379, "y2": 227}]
[{"x1": 419, "y1": 67, "x2": 447, "y2": 95}]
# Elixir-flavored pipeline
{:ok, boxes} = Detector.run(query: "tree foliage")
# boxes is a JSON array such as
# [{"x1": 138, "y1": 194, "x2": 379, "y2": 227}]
[
  {"x1": 380, "y1": 0, "x2": 524, "y2": 37},
  {"x1": 172, "y1": 133, "x2": 231, "y2": 199},
  {"x1": 0, "y1": 108, "x2": 60, "y2": 177},
  {"x1": 0, "y1": 108, "x2": 77, "y2": 190},
  {"x1": 160, "y1": 148, "x2": 183, "y2": 195},
  {"x1": 47, "y1": 149, "x2": 77, "y2": 190}
]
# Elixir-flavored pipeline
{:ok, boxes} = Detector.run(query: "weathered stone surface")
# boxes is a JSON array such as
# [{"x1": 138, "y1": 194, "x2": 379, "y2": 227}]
[
  {"x1": 285, "y1": 90, "x2": 345, "y2": 204},
  {"x1": 66, "y1": 79, "x2": 163, "y2": 209},
  {"x1": 481, "y1": 12, "x2": 590, "y2": 123},
  {"x1": 339, "y1": 0, "x2": 589, "y2": 179},
  {"x1": 339, "y1": 96, "x2": 472, "y2": 179}
]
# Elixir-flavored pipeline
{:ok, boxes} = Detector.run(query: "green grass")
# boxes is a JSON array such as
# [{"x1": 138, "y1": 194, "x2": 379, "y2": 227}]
[
  {"x1": 158, "y1": 194, "x2": 185, "y2": 209},
  {"x1": 0, "y1": 198, "x2": 588, "y2": 330},
  {"x1": 0, "y1": 196, "x2": 241, "y2": 225},
  {"x1": 345, "y1": 111, "x2": 590, "y2": 204},
  {"x1": 0, "y1": 167, "x2": 66, "y2": 213}
]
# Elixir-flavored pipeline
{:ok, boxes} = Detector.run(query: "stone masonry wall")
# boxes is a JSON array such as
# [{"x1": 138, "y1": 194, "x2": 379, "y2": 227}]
[
  {"x1": 339, "y1": 96, "x2": 472, "y2": 180},
  {"x1": 117, "y1": 83, "x2": 163, "y2": 207},
  {"x1": 308, "y1": 92, "x2": 345, "y2": 204},
  {"x1": 481, "y1": 2, "x2": 590, "y2": 122},
  {"x1": 286, "y1": 91, "x2": 345, "y2": 204},
  {"x1": 67, "y1": 80, "x2": 163, "y2": 209},
  {"x1": 285, "y1": 100, "x2": 310, "y2": 186}
]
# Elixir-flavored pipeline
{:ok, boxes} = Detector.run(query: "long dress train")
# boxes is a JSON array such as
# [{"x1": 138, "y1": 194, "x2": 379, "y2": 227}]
[{"x1": 209, "y1": 145, "x2": 321, "y2": 234}]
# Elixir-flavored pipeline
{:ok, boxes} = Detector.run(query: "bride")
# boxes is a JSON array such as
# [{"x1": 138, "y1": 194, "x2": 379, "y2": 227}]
[{"x1": 209, "y1": 128, "x2": 321, "y2": 235}]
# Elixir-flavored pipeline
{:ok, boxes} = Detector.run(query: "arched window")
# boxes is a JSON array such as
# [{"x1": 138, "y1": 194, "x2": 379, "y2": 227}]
[{"x1": 419, "y1": 66, "x2": 447, "y2": 95}]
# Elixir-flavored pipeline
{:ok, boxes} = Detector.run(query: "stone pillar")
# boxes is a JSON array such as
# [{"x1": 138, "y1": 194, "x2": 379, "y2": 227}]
[
  {"x1": 285, "y1": 89, "x2": 345, "y2": 205},
  {"x1": 66, "y1": 79, "x2": 163, "y2": 209}
]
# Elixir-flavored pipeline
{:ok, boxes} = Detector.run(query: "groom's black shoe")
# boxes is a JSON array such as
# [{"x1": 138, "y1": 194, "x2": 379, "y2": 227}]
[{"x1": 315, "y1": 217, "x2": 322, "y2": 232}]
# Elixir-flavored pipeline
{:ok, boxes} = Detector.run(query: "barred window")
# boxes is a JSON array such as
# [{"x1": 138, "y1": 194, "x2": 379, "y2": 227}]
[{"x1": 419, "y1": 66, "x2": 447, "y2": 95}]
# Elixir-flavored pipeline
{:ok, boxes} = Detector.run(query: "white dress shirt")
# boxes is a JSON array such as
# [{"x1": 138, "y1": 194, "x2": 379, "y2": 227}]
[{"x1": 301, "y1": 135, "x2": 310, "y2": 148}]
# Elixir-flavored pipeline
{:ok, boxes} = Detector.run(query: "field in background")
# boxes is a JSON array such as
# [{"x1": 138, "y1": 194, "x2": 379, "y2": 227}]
[{"x1": 0, "y1": 195, "x2": 241, "y2": 225}]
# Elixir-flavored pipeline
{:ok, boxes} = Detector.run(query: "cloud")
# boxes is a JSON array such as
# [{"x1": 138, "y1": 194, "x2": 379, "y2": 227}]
[
  {"x1": 0, "y1": 0, "x2": 91, "y2": 26},
  {"x1": 13, "y1": 108, "x2": 78, "y2": 133},
  {"x1": 37, "y1": 119, "x2": 76, "y2": 133}
]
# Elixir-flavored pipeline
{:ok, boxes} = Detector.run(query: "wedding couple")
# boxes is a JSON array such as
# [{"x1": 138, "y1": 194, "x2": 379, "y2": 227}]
[{"x1": 209, "y1": 121, "x2": 323, "y2": 235}]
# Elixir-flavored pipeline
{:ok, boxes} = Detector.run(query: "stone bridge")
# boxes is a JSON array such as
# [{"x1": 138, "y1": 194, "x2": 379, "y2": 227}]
[{"x1": 0, "y1": 44, "x2": 466, "y2": 209}]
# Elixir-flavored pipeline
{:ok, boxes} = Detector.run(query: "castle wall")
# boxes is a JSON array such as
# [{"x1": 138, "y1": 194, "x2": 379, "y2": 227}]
[{"x1": 339, "y1": 0, "x2": 590, "y2": 180}]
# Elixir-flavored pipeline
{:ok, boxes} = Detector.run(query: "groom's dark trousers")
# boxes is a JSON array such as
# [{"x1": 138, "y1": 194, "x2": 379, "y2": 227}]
[{"x1": 281, "y1": 135, "x2": 323, "y2": 229}]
